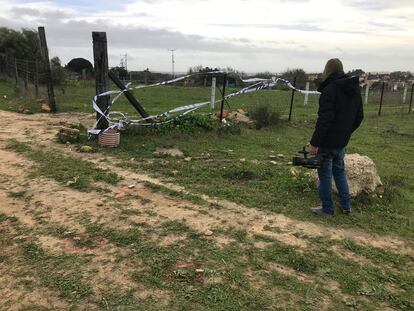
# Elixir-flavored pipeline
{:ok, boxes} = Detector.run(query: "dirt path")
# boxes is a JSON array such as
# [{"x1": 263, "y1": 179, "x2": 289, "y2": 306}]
[{"x1": 0, "y1": 110, "x2": 412, "y2": 310}]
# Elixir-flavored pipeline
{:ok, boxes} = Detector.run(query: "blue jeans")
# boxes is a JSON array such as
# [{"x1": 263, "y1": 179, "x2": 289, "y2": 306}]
[{"x1": 317, "y1": 147, "x2": 350, "y2": 214}]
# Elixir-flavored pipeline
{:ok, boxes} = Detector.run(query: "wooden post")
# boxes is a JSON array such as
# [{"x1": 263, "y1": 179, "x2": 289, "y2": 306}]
[
  {"x1": 378, "y1": 82, "x2": 385, "y2": 116},
  {"x1": 219, "y1": 73, "x2": 227, "y2": 122},
  {"x1": 288, "y1": 77, "x2": 297, "y2": 121},
  {"x1": 108, "y1": 71, "x2": 151, "y2": 121},
  {"x1": 402, "y1": 84, "x2": 408, "y2": 104},
  {"x1": 210, "y1": 77, "x2": 216, "y2": 109},
  {"x1": 92, "y1": 32, "x2": 110, "y2": 129},
  {"x1": 24, "y1": 59, "x2": 29, "y2": 91},
  {"x1": 34, "y1": 61, "x2": 39, "y2": 98},
  {"x1": 409, "y1": 84, "x2": 413, "y2": 114},
  {"x1": 38, "y1": 26, "x2": 57, "y2": 112},
  {"x1": 364, "y1": 83, "x2": 370, "y2": 105}
]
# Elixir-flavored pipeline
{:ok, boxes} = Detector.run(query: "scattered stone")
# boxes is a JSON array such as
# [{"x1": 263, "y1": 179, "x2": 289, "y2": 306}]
[
  {"x1": 184, "y1": 157, "x2": 192, "y2": 162},
  {"x1": 128, "y1": 184, "x2": 136, "y2": 189},
  {"x1": 79, "y1": 145, "x2": 93, "y2": 153},
  {"x1": 290, "y1": 167, "x2": 301, "y2": 177},
  {"x1": 269, "y1": 155, "x2": 277, "y2": 160},
  {"x1": 41, "y1": 103, "x2": 51, "y2": 112},
  {"x1": 204, "y1": 229, "x2": 213, "y2": 236},
  {"x1": 58, "y1": 127, "x2": 80, "y2": 144},
  {"x1": 171, "y1": 170, "x2": 179, "y2": 176},
  {"x1": 270, "y1": 161, "x2": 279, "y2": 165},
  {"x1": 240, "y1": 158, "x2": 246, "y2": 162},
  {"x1": 17, "y1": 105, "x2": 31, "y2": 114},
  {"x1": 310, "y1": 153, "x2": 384, "y2": 197},
  {"x1": 214, "y1": 109, "x2": 229, "y2": 119},
  {"x1": 250, "y1": 160, "x2": 260, "y2": 165},
  {"x1": 227, "y1": 111, "x2": 256, "y2": 128},
  {"x1": 154, "y1": 147, "x2": 184, "y2": 157},
  {"x1": 277, "y1": 154, "x2": 285, "y2": 158}
]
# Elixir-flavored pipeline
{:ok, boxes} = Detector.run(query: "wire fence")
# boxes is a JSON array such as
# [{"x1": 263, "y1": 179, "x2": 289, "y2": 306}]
[{"x1": 0, "y1": 55, "x2": 413, "y2": 122}]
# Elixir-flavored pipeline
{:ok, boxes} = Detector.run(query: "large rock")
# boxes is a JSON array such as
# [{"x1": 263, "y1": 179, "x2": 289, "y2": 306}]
[
  {"x1": 311, "y1": 153, "x2": 384, "y2": 197},
  {"x1": 58, "y1": 127, "x2": 80, "y2": 144}
]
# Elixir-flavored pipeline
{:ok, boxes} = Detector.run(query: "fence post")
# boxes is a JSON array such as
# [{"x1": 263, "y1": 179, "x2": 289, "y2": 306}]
[
  {"x1": 288, "y1": 77, "x2": 297, "y2": 121},
  {"x1": 409, "y1": 84, "x2": 413, "y2": 114},
  {"x1": 210, "y1": 77, "x2": 216, "y2": 109},
  {"x1": 92, "y1": 32, "x2": 110, "y2": 130},
  {"x1": 378, "y1": 82, "x2": 385, "y2": 116},
  {"x1": 24, "y1": 59, "x2": 29, "y2": 91},
  {"x1": 219, "y1": 73, "x2": 228, "y2": 122},
  {"x1": 402, "y1": 84, "x2": 408, "y2": 104},
  {"x1": 364, "y1": 83, "x2": 370, "y2": 105},
  {"x1": 34, "y1": 61, "x2": 39, "y2": 98},
  {"x1": 38, "y1": 26, "x2": 57, "y2": 112},
  {"x1": 304, "y1": 81, "x2": 309, "y2": 105}
]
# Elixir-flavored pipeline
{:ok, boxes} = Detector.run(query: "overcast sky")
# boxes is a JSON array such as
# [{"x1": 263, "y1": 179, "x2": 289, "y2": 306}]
[{"x1": 1, "y1": 0, "x2": 413, "y2": 73}]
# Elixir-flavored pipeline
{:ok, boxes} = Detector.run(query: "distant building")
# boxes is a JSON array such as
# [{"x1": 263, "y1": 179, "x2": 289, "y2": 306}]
[{"x1": 307, "y1": 73, "x2": 320, "y2": 81}]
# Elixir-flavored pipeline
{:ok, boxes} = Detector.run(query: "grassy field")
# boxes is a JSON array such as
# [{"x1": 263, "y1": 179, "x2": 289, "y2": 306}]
[
  {"x1": 1, "y1": 77, "x2": 413, "y2": 310},
  {"x1": 0, "y1": 77, "x2": 411, "y2": 118},
  {"x1": 1, "y1": 77, "x2": 413, "y2": 237}
]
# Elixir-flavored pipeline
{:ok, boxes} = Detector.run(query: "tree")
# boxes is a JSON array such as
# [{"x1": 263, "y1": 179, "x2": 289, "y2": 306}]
[
  {"x1": 51, "y1": 56, "x2": 64, "y2": 84},
  {"x1": 66, "y1": 57, "x2": 93, "y2": 74},
  {"x1": 0, "y1": 27, "x2": 41, "y2": 60},
  {"x1": 281, "y1": 68, "x2": 307, "y2": 88},
  {"x1": 109, "y1": 66, "x2": 128, "y2": 80},
  {"x1": 348, "y1": 69, "x2": 365, "y2": 77}
]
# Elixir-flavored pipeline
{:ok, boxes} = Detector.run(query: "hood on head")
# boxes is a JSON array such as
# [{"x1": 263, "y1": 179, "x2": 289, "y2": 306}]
[
  {"x1": 322, "y1": 58, "x2": 344, "y2": 81},
  {"x1": 318, "y1": 74, "x2": 360, "y2": 94}
]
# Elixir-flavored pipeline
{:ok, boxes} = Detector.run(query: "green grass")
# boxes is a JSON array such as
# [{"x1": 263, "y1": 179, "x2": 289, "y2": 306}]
[
  {"x1": 0, "y1": 77, "x2": 409, "y2": 117},
  {"x1": 20, "y1": 242, "x2": 93, "y2": 302},
  {"x1": 83, "y1": 219, "x2": 414, "y2": 310},
  {"x1": 3, "y1": 77, "x2": 407, "y2": 237},
  {"x1": 6, "y1": 139, "x2": 121, "y2": 191},
  {"x1": 7, "y1": 190, "x2": 27, "y2": 198},
  {"x1": 1, "y1": 77, "x2": 414, "y2": 310},
  {"x1": 86, "y1": 112, "x2": 414, "y2": 239}
]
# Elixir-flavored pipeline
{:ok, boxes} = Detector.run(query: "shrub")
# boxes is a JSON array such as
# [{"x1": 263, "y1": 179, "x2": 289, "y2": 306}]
[{"x1": 249, "y1": 103, "x2": 281, "y2": 129}]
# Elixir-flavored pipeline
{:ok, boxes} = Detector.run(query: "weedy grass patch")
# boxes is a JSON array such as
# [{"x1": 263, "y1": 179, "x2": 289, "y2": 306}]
[{"x1": 6, "y1": 139, "x2": 121, "y2": 191}]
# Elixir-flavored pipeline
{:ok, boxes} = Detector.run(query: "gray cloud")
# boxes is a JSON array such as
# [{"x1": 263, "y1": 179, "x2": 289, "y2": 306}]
[
  {"x1": 342, "y1": 0, "x2": 414, "y2": 10},
  {"x1": 1, "y1": 1, "x2": 413, "y2": 72},
  {"x1": 210, "y1": 23, "x2": 368, "y2": 35},
  {"x1": 10, "y1": 7, "x2": 70, "y2": 20}
]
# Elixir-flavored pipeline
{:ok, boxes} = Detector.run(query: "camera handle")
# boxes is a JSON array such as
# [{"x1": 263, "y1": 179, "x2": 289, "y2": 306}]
[{"x1": 298, "y1": 146, "x2": 309, "y2": 159}]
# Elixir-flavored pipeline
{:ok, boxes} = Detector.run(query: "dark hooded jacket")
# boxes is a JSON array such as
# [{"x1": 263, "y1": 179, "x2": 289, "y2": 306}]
[{"x1": 310, "y1": 74, "x2": 364, "y2": 148}]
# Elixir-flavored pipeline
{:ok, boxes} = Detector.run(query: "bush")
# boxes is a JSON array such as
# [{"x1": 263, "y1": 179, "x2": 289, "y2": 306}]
[{"x1": 249, "y1": 103, "x2": 281, "y2": 129}]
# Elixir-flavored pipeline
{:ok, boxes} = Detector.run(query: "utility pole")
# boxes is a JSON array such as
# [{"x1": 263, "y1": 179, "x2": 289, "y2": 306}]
[
  {"x1": 38, "y1": 26, "x2": 57, "y2": 112},
  {"x1": 124, "y1": 53, "x2": 127, "y2": 71},
  {"x1": 168, "y1": 49, "x2": 176, "y2": 78}
]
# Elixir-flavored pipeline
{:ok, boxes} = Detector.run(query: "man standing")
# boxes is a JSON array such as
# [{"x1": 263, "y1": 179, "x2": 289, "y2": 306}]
[{"x1": 308, "y1": 59, "x2": 364, "y2": 216}]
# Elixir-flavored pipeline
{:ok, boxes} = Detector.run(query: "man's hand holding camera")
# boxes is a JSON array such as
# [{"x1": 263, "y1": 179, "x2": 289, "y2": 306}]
[{"x1": 308, "y1": 144, "x2": 318, "y2": 156}]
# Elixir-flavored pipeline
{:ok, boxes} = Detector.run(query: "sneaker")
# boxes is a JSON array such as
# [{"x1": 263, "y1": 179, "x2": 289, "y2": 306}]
[
  {"x1": 310, "y1": 207, "x2": 334, "y2": 216},
  {"x1": 339, "y1": 206, "x2": 351, "y2": 215}
]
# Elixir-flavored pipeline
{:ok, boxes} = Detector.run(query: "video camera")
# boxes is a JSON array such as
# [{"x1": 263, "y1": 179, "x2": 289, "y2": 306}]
[{"x1": 292, "y1": 146, "x2": 324, "y2": 169}]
